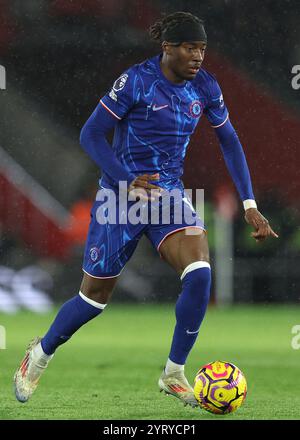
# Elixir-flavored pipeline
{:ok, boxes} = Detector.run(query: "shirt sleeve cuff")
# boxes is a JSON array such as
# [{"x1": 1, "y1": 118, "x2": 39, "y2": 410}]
[{"x1": 243, "y1": 199, "x2": 257, "y2": 210}]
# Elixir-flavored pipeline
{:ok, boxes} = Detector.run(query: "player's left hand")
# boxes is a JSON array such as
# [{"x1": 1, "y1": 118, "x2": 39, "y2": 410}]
[
  {"x1": 244, "y1": 208, "x2": 279, "y2": 242},
  {"x1": 128, "y1": 173, "x2": 162, "y2": 202}
]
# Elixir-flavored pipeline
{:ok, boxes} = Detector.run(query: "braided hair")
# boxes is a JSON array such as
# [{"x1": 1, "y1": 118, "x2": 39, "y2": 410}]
[{"x1": 149, "y1": 12, "x2": 205, "y2": 43}]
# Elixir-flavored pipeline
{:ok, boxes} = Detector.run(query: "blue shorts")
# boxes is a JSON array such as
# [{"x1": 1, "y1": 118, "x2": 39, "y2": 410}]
[{"x1": 82, "y1": 187, "x2": 205, "y2": 278}]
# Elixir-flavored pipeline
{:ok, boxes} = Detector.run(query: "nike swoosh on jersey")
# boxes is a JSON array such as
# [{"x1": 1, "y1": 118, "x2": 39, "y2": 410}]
[{"x1": 152, "y1": 104, "x2": 169, "y2": 111}]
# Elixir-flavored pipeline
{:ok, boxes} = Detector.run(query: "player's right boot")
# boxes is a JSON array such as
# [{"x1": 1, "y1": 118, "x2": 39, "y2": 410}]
[
  {"x1": 158, "y1": 369, "x2": 199, "y2": 408},
  {"x1": 14, "y1": 337, "x2": 53, "y2": 403}
]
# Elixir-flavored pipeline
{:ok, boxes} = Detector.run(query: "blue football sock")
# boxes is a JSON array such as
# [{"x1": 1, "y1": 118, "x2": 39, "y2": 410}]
[
  {"x1": 169, "y1": 263, "x2": 211, "y2": 365},
  {"x1": 41, "y1": 292, "x2": 106, "y2": 355}
]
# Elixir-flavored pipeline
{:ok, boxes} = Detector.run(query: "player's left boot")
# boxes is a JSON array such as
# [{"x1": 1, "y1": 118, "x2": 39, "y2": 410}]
[
  {"x1": 14, "y1": 336, "x2": 53, "y2": 403},
  {"x1": 158, "y1": 369, "x2": 199, "y2": 408}
]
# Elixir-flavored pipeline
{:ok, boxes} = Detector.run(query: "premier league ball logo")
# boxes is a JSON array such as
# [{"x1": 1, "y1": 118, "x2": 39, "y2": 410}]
[
  {"x1": 113, "y1": 73, "x2": 128, "y2": 92},
  {"x1": 189, "y1": 100, "x2": 203, "y2": 118}
]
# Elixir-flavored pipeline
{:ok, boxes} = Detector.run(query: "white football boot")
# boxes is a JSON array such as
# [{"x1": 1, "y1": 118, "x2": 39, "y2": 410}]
[
  {"x1": 158, "y1": 369, "x2": 199, "y2": 408},
  {"x1": 14, "y1": 337, "x2": 53, "y2": 403}
]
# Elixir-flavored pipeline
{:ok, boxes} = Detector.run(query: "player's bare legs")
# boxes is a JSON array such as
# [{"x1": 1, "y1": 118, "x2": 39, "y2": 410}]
[
  {"x1": 80, "y1": 273, "x2": 118, "y2": 304},
  {"x1": 159, "y1": 228, "x2": 209, "y2": 275},
  {"x1": 13, "y1": 172, "x2": 160, "y2": 403},
  {"x1": 14, "y1": 274, "x2": 118, "y2": 403},
  {"x1": 158, "y1": 228, "x2": 211, "y2": 407}
]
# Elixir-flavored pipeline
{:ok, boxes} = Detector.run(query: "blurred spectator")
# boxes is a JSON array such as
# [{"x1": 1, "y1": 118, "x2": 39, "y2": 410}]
[
  {"x1": 0, "y1": 0, "x2": 18, "y2": 55},
  {"x1": 65, "y1": 182, "x2": 97, "y2": 247},
  {"x1": 0, "y1": 226, "x2": 16, "y2": 262}
]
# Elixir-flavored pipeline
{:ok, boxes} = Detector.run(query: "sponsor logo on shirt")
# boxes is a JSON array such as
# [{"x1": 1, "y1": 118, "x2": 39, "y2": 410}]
[{"x1": 152, "y1": 104, "x2": 169, "y2": 111}]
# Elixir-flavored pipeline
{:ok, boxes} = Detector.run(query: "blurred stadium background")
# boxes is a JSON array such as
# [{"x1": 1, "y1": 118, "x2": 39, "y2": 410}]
[{"x1": 0, "y1": 0, "x2": 299, "y2": 311}]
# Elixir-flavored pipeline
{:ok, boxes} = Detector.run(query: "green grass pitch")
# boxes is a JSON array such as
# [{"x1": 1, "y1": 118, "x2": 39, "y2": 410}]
[{"x1": 1, "y1": 304, "x2": 300, "y2": 420}]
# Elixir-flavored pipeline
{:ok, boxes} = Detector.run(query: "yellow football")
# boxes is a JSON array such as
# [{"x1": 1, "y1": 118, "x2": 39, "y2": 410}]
[{"x1": 194, "y1": 360, "x2": 247, "y2": 414}]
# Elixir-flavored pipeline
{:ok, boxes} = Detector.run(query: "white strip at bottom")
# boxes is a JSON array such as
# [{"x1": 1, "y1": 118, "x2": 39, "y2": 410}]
[
  {"x1": 180, "y1": 261, "x2": 211, "y2": 281},
  {"x1": 79, "y1": 291, "x2": 107, "y2": 310}
]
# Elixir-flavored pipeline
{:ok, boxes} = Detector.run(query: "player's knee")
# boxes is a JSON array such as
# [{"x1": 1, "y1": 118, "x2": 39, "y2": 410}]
[
  {"x1": 80, "y1": 273, "x2": 117, "y2": 305},
  {"x1": 80, "y1": 286, "x2": 113, "y2": 305},
  {"x1": 181, "y1": 261, "x2": 211, "y2": 281},
  {"x1": 78, "y1": 290, "x2": 108, "y2": 312},
  {"x1": 181, "y1": 261, "x2": 211, "y2": 298}
]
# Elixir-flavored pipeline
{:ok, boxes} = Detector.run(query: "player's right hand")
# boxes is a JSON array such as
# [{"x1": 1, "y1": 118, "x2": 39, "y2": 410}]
[{"x1": 128, "y1": 173, "x2": 162, "y2": 202}]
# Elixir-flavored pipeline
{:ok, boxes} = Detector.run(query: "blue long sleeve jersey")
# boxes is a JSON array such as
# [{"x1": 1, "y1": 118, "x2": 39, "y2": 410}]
[{"x1": 80, "y1": 53, "x2": 255, "y2": 201}]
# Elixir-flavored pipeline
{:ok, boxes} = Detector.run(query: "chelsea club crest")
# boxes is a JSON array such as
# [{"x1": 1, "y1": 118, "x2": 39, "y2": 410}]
[
  {"x1": 90, "y1": 247, "x2": 100, "y2": 262},
  {"x1": 189, "y1": 100, "x2": 203, "y2": 118}
]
